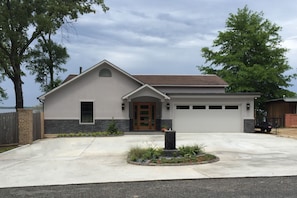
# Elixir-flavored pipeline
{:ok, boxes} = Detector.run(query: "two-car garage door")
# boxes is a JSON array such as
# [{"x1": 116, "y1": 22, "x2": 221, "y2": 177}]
[{"x1": 173, "y1": 104, "x2": 242, "y2": 133}]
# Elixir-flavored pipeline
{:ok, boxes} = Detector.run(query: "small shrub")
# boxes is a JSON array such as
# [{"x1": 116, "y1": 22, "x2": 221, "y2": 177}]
[
  {"x1": 178, "y1": 144, "x2": 205, "y2": 157},
  {"x1": 128, "y1": 146, "x2": 163, "y2": 162},
  {"x1": 107, "y1": 119, "x2": 118, "y2": 134},
  {"x1": 128, "y1": 147, "x2": 147, "y2": 162}
]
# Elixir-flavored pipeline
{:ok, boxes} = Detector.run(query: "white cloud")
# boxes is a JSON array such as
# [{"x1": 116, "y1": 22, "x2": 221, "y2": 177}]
[{"x1": 2, "y1": 0, "x2": 297, "y2": 106}]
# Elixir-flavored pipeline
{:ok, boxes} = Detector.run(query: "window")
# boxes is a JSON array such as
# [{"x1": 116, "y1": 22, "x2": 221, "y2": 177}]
[
  {"x1": 176, "y1": 105, "x2": 190, "y2": 109},
  {"x1": 209, "y1": 105, "x2": 222, "y2": 110},
  {"x1": 225, "y1": 105, "x2": 239, "y2": 110},
  {"x1": 99, "y1": 68, "x2": 112, "y2": 77},
  {"x1": 81, "y1": 102, "x2": 94, "y2": 123},
  {"x1": 193, "y1": 105, "x2": 206, "y2": 110}
]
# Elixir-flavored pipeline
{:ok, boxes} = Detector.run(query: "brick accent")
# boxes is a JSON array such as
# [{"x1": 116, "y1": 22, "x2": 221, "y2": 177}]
[
  {"x1": 244, "y1": 119, "x2": 255, "y2": 133},
  {"x1": 18, "y1": 109, "x2": 33, "y2": 145},
  {"x1": 285, "y1": 114, "x2": 297, "y2": 127},
  {"x1": 44, "y1": 119, "x2": 130, "y2": 134}
]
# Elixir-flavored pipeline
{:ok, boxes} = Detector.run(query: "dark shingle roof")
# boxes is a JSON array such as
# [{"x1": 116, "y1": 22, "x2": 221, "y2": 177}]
[
  {"x1": 62, "y1": 74, "x2": 77, "y2": 84},
  {"x1": 62, "y1": 74, "x2": 228, "y2": 87},
  {"x1": 132, "y1": 75, "x2": 228, "y2": 87}
]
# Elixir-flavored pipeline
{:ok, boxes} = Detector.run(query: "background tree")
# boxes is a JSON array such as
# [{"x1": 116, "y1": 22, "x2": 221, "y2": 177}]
[
  {"x1": 26, "y1": 32, "x2": 69, "y2": 92},
  {"x1": 0, "y1": 75, "x2": 7, "y2": 102},
  {"x1": 0, "y1": 0, "x2": 108, "y2": 109},
  {"x1": 199, "y1": 6, "x2": 296, "y2": 111}
]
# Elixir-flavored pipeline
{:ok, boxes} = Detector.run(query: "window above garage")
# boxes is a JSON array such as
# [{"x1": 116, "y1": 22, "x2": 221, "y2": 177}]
[
  {"x1": 225, "y1": 105, "x2": 239, "y2": 110},
  {"x1": 176, "y1": 105, "x2": 190, "y2": 109},
  {"x1": 209, "y1": 105, "x2": 222, "y2": 110},
  {"x1": 193, "y1": 105, "x2": 206, "y2": 109}
]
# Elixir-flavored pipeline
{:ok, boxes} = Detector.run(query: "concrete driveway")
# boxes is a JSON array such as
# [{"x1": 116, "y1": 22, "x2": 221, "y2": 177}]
[{"x1": 1, "y1": 133, "x2": 297, "y2": 188}]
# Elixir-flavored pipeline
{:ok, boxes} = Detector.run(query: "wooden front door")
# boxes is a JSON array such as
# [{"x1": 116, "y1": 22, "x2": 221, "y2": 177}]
[{"x1": 133, "y1": 102, "x2": 156, "y2": 130}]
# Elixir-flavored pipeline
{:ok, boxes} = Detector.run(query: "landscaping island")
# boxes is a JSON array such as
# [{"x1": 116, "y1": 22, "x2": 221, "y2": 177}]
[{"x1": 127, "y1": 145, "x2": 219, "y2": 166}]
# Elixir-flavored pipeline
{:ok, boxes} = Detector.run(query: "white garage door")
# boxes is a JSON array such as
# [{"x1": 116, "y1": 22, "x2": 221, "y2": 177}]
[{"x1": 173, "y1": 105, "x2": 242, "y2": 133}]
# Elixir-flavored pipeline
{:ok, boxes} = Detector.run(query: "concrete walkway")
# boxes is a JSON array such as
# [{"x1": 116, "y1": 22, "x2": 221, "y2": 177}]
[{"x1": 1, "y1": 133, "x2": 297, "y2": 188}]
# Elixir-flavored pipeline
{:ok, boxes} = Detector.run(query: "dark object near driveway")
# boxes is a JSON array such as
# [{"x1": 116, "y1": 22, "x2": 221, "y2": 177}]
[
  {"x1": 255, "y1": 122, "x2": 272, "y2": 133},
  {"x1": 165, "y1": 131, "x2": 176, "y2": 150},
  {"x1": 164, "y1": 131, "x2": 177, "y2": 157}
]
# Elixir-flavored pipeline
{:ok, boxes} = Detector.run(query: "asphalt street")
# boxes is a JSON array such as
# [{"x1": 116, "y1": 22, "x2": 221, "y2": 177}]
[{"x1": 1, "y1": 176, "x2": 297, "y2": 198}]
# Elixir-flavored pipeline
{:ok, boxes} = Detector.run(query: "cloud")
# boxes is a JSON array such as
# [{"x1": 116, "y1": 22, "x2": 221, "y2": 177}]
[{"x1": 2, "y1": 0, "x2": 297, "y2": 106}]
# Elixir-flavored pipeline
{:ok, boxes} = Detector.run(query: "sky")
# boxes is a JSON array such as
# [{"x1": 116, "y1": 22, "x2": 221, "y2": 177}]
[{"x1": 1, "y1": 0, "x2": 297, "y2": 107}]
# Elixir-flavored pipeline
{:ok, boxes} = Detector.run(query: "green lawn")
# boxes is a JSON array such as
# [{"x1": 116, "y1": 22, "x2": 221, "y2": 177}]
[{"x1": 0, "y1": 146, "x2": 17, "y2": 153}]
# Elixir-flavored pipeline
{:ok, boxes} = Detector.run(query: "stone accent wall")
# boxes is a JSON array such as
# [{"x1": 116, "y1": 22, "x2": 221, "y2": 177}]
[
  {"x1": 44, "y1": 119, "x2": 130, "y2": 134},
  {"x1": 285, "y1": 114, "x2": 297, "y2": 127},
  {"x1": 18, "y1": 109, "x2": 33, "y2": 145},
  {"x1": 244, "y1": 119, "x2": 255, "y2": 133}
]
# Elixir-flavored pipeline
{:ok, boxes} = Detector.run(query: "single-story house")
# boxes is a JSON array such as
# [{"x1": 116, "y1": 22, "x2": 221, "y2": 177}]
[
  {"x1": 266, "y1": 98, "x2": 297, "y2": 127},
  {"x1": 38, "y1": 60, "x2": 259, "y2": 133}
]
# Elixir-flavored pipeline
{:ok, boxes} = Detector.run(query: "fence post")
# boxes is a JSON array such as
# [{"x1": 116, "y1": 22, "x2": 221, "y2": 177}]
[{"x1": 18, "y1": 109, "x2": 33, "y2": 145}]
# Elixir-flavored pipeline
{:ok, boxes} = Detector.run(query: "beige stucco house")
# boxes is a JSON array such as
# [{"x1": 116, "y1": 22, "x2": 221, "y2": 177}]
[{"x1": 38, "y1": 60, "x2": 259, "y2": 134}]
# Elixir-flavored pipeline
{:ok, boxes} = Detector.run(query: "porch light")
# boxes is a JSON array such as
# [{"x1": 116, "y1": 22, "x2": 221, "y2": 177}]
[
  {"x1": 246, "y1": 103, "x2": 250, "y2": 110},
  {"x1": 166, "y1": 103, "x2": 170, "y2": 110},
  {"x1": 122, "y1": 103, "x2": 125, "y2": 110}
]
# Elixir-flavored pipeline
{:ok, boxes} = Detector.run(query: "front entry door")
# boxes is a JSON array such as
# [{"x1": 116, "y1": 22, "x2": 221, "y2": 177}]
[{"x1": 133, "y1": 102, "x2": 156, "y2": 130}]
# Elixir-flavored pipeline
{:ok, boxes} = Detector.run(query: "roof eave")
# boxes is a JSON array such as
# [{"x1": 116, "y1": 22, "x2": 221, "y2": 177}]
[{"x1": 151, "y1": 85, "x2": 228, "y2": 87}]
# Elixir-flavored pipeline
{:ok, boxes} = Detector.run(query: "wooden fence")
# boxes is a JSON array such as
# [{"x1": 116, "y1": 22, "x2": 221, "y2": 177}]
[
  {"x1": 33, "y1": 112, "x2": 42, "y2": 141},
  {"x1": 0, "y1": 110, "x2": 43, "y2": 145},
  {"x1": 0, "y1": 112, "x2": 18, "y2": 145}
]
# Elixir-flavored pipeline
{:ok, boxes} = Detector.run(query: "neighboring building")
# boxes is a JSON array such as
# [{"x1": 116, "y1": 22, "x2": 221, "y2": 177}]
[
  {"x1": 266, "y1": 98, "x2": 297, "y2": 127},
  {"x1": 38, "y1": 60, "x2": 259, "y2": 134}
]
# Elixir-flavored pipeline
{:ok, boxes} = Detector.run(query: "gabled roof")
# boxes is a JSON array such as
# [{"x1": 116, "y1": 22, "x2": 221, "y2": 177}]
[
  {"x1": 122, "y1": 84, "x2": 170, "y2": 100},
  {"x1": 38, "y1": 60, "x2": 144, "y2": 100},
  {"x1": 38, "y1": 60, "x2": 230, "y2": 101},
  {"x1": 132, "y1": 75, "x2": 228, "y2": 87}
]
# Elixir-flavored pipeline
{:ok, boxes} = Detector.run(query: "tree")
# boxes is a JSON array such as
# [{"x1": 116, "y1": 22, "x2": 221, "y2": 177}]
[
  {"x1": 26, "y1": 32, "x2": 69, "y2": 92},
  {"x1": 0, "y1": 76, "x2": 7, "y2": 102},
  {"x1": 199, "y1": 6, "x2": 296, "y2": 111},
  {"x1": 0, "y1": 0, "x2": 108, "y2": 109}
]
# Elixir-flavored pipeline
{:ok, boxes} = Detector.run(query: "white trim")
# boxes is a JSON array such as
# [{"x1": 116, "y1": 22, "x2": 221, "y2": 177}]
[{"x1": 122, "y1": 84, "x2": 170, "y2": 100}]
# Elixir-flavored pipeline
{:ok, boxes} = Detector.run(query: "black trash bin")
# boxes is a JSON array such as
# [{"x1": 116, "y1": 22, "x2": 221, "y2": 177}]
[{"x1": 165, "y1": 130, "x2": 176, "y2": 150}]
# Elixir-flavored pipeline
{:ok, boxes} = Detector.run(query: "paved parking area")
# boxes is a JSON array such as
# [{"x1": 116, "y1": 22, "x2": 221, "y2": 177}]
[{"x1": 1, "y1": 133, "x2": 297, "y2": 188}]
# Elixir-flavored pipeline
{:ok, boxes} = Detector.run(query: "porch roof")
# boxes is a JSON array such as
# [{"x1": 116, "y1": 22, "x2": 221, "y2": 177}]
[{"x1": 122, "y1": 84, "x2": 170, "y2": 101}]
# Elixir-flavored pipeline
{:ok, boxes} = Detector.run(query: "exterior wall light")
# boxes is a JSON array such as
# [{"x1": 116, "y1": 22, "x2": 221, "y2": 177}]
[
  {"x1": 166, "y1": 103, "x2": 170, "y2": 110},
  {"x1": 246, "y1": 103, "x2": 250, "y2": 110},
  {"x1": 122, "y1": 103, "x2": 125, "y2": 110}
]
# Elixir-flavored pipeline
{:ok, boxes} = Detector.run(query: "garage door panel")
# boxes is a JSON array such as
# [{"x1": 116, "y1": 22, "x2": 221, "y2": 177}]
[{"x1": 173, "y1": 105, "x2": 241, "y2": 133}]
